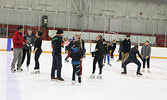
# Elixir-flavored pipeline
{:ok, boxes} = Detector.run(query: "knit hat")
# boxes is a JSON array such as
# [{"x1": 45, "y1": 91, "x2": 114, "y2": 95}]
[
  {"x1": 38, "y1": 31, "x2": 43, "y2": 36},
  {"x1": 57, "y1": 29, "x2": 64, "y2": 34}
]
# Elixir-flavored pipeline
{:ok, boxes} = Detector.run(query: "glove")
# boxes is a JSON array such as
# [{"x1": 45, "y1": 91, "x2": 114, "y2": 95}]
[
  {"x1": 91, "y1": 52, "x2": 96, "y2": 57},
  {"x1": 141, "y1": 55, "x2": 143, "y2": 58},
  {"x1": 146, "y1": 56, "x2": 149, "y2": 59}
]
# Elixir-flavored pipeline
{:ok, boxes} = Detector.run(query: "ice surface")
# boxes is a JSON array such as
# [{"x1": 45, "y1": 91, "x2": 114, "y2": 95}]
[{"x1": 0, "y1": 51, "x2": 167, "y2": 100}]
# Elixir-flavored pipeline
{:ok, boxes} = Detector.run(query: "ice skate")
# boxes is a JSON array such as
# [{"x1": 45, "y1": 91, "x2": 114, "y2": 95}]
[
  {"x1": 51, "y1": 77, "x2": 56, "y2": 81},
  {"x1": 108, "y1": 63, "x2": 112, "y2": 66},
  {"x1": 121, "y1": 72, "x2": 127, "y2": 75},
  {"x1": 89, "y1": 74, "x2": 95, "y2": 79},
  {"x1": 147, "y1": 69, "x2": 151, "y2": 73},
  {"x1": 78, "y1": 82, "x2": 81, "y2": 86},
  {"x1": 17, "y1": 68, "x2": 23, "y2": 72},
  {"x1": 141, "y1": 68, "x2": 145, "y2": 72},
  {"x1": 32, "y1": 69, "x2": 40, "y2": 74},
  {"x1": 96, "y1": 74, "x2": 102, "y2": 79},
  {"x1": 56, "y1": 77, "x2": 64, "y2": 81},
  {"x1": 11, "y1": 68, "x2": 16, "y2": 73},
  {"x1": 27, "y1": 66, "x2": 29, "y2": 71},
  {"x1": 65, "y1": 58, "x2": 69, "y2": 63},
  {"x1": 71, "y1": 81, "x2": 76, "y2": 85},
  {"x1": 137, "y1": 73, "x2": 143, "y2": 76}
]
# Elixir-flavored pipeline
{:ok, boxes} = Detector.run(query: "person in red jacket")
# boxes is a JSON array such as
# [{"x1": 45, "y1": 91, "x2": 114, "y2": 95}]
[{"x1": 11, "y1": 26, "x2": 25, "y2": 72}]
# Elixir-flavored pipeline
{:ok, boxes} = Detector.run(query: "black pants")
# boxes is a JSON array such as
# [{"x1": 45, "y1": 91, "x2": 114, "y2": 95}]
[
  {"x1": 21, "y1": 49, "x2": 31, "y2": 66},
  {"x1": 123, "y1": 58, "x2": 141, "y2": 73},
  {"x1": 111, "y1": 49, "x2": 115, "y2": 58},
  {"x1": 72, "y1": 64, "x2": 81, "y2": 83},
  {"x1": 143, "y1": 58, "x2": 150, "y2": 68},
  {"x1": 34, "y1": 50, "x2": 42, "y2": 70},
  {"x1": 118, "y1": 51, "x2": 122, "y2": 60},
  {"x1": 51, "y1": 53, "x2": 62, "y2": 78},
  {"x1": 92, "y1": 56, "x2": 103, "y2": 74},
  {"x1": 65, "y1": 46, "x2": 68, "y2": 53}
]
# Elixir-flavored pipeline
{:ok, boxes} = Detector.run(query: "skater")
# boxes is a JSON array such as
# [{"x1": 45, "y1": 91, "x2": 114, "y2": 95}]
[
  {"x1": 11, "y1": 26, "x2": 25, "y2": 72},
  {"x1": 117, "y1": 38, "x2": 123, "y2": 61},
  {"x1": 121, "y1": 35, "x2": 131, "y2": 68},
  {"x1": 64, "y1": 38, "x2": 69, "y2": 53},
  {"x1": 51, "y1": 29, "x2": 64, "y2": 81},
  {"x1": 102, "y1": 38, "x2": 107, "y2": 65},
  {"x1": 103, "y1": 42, "x2": 112, "y2": 66},
  {"x1": 121, "y1": 45, "x2": 143, "y2": 76},
  {"x1": 64, "y1": 37, "x2": 74, "y2": 62},
  {"x1": 75, "y1": 33, "x2": 85, "y2": 75},
  {"x1": 110, "y1": 39, "x2": 116, "y2": 60},
  {"x1": 90, "y1": 35, "x2": 104, "y2": 79},
  {"x1": 70, "y1": 40, "x2": 82, "y2": 85},
  {"x1": 32, "y1": 31, "x2": 43, "y2": 74},
  {"x1": 141, "y1": 40, "x2": 151, "y2": 73},
  {"x1": 21, "y1": 28, "x2": 35, "y2": 70}
]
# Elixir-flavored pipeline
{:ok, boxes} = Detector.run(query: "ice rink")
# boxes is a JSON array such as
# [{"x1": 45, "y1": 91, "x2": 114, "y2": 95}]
[{"x1": 0, "y1": 51, "x2": 167, "y2": 100}]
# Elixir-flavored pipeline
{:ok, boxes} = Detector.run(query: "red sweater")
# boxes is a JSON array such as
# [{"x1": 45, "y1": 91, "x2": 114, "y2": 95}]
[{"x1": 12, "y1": 31, "x2": 24, "y2": 48}]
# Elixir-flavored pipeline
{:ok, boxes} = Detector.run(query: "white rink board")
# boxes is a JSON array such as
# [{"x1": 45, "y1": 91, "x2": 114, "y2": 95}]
[{"x1": 0, "y1": 38, "x2": 167, "y2": 58}]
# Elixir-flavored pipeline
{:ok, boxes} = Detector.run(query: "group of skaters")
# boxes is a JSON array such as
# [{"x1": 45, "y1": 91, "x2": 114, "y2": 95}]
[{"x1": 11, "y1": 26, "x2": 151, "y2": 85}]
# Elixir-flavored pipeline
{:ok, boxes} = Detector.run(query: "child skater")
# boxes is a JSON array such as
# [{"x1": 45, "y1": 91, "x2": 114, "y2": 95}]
[
  {"x1": 65, "y1": 37, "x2": 74, "y2": 62},
  {"x1": 90, "y1": 35, "x2": 104, "y2": 79},
  {"x1": 32, "y1": 31, "x2": 43, "y2": 74},
  {"x1": 103, "y1": 42, "x2": 112, "y2": 66},
  {"x1": 70, "y1": 40, "x2": 82, "y2": 85},
  {"x1": 141, "y1": 40, "x2": 151, "y2": 73},
  {"x1": 64, "y1": 38, "x2": 69, "y2": 54}
]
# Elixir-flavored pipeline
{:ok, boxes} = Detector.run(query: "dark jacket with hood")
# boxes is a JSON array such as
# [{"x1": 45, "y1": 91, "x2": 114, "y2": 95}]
[{"x1": 70, "y1": 47, "x2": 82, "y2": 65}]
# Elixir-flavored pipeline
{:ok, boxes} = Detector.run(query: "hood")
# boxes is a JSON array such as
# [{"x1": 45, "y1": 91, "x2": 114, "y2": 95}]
[{"x1": 72, "y1": 47, "x2": 79, "y2": 53}]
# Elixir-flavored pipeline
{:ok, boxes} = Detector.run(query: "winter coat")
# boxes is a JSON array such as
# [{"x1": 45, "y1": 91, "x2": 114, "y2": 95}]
[
  {"x1": 70, "y1": 47, "x2": 82, "y2": 65},
  {"x1": 95, "y1": 40, "x2": 104, "y2": 57},
  {"x1": 141, "y1": 45, "x2": 151, "y2": 58},
  {"x1": 122, "y1": 39, "x2": 131, "y2": 53},
  {"x1": 12, "y1": 31, "x2": 24, "y2": 48}
]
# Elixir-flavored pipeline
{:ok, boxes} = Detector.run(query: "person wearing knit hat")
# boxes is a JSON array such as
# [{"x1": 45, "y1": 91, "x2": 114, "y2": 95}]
[
  {"x1": 57, "y1": 29, "x2": 64, "y2": 34},
  {"x1": 51, "y1": 29, "x2": 65, "y2": 81},
  {"x1": 32, "y1": 31, "x2": 43, "y2": 74}
]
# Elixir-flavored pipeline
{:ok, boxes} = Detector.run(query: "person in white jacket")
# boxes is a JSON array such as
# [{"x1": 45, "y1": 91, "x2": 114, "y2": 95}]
[{"x1": 141, "y1": 40, "x2": 151, "y2": 73}]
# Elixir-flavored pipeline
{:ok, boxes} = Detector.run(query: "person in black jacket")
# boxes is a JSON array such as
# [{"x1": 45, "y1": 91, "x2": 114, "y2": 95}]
[
  {"x1": 111, "y1": 39, "x2": 116, "y2": 60},
  {"x1": 32, "y1": 31, "x2": 43, "y2": 74},
  {"x1": 90, "y1": 35, "x2": 104, "y2": 79},
  {"x1": 117, "y1": 38, "x2": 123, "y2": 61},
  {"x1": 21, "y1": 28, "x2": 34, "y2": 70},
  {"x1": 51, "y1": 29, "x2": 64, "y2": 81},
  {"x1": 70, "y1": 40, "x2": 82, "y2": 85},
  {"x1": 121, "y1": 35, "x2": 131, "y2": 68},
  {"x1": 121, "y1": 45, "x2": 143, "y2": 76}
]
